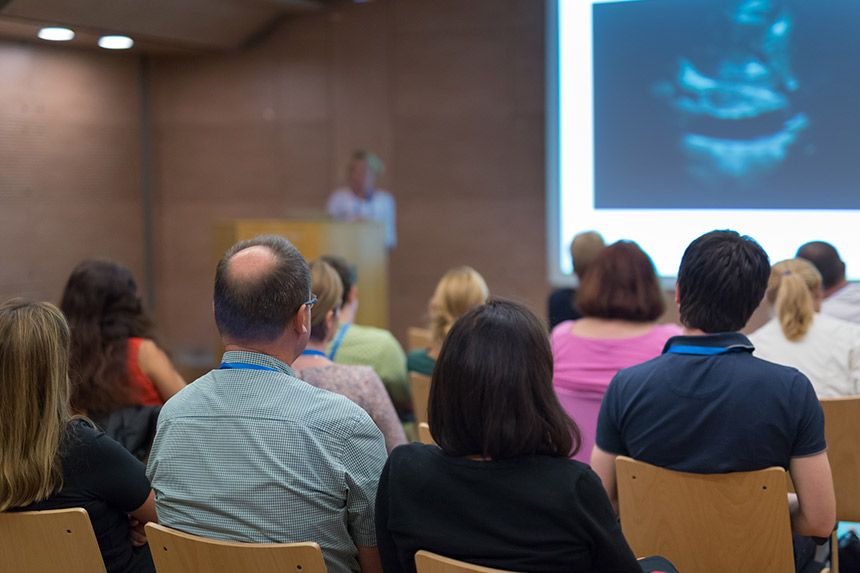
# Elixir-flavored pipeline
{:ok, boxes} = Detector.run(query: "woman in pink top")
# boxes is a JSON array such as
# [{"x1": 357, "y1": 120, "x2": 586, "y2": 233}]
[{"x1": 551, "y1": 241, "x2": 681, "y2": 463}]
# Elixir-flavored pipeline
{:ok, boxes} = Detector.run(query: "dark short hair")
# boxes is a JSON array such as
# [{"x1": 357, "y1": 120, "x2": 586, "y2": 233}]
[
  {"x1": 796, "y1": 241, "x2": 845, "y2": 291},
  {"x1": 577, "y1": 241, "x2": 665, "y2": 322},
  {"x1": 214, "y1": 235, "x2": 310, "y2": 343},
  {"x1": 428, "y1": 299, "x2": 580, "y2": 460},
  {"x1": 677, "y1": 230, "x2": 770, "y2": 333},
  {"x1": 320, "y1": 255, "x2": 357, "y2": 308}
]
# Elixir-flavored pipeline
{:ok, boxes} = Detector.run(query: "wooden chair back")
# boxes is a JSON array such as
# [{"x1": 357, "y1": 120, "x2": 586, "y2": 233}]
[
  {"x1": 415, "y1": 550, "x2": 514, "y2": 573},
  {"x1": 616, "y1": 456, "x2": 794, "y2": 572},
  {"x1": 821, "y1": 397, "x2": 860, "y2": 522},
  {"x1": 417, "y1": 422, "x2": 435, "y2": 445},
  {"x1": 145, "y1": 523, "x2": 327, "y2": 573},
  {"x1": 0, "y1": 507, "x2": 106, "y2": 572},
  {"x1": 407, "y1": 327, "x2": 433, "y2": 353},
  {"x1": 410, "y1": 372, "x2": 432, "y2": 426}
]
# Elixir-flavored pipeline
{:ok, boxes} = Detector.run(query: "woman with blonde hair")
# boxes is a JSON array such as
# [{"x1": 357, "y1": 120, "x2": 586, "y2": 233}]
[
  {"x1": 0, "y1": 299, "x2": 156, "y2": 573},
  {"x1": 750, "y1": 258, "x2": 860, "y2": 397},
  {"x1": 407, "y1": 266, "x2": 489, "y2": 376},
  {"x1": 292, "y1": 259, "x2": 407, "y2": 453}
]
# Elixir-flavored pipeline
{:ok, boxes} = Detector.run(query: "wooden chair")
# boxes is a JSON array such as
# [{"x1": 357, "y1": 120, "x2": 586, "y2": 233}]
[
  {"x1": 820, "y1": 397, "x2": 860, "y2": 573},
  {"x1": 410, "y1": 372, "x2": 432, "y2": 426},
  {"x1": 145, "y1": 523, "x2": 327, "y2": 573},
  {"x1": 415, "y1": 550, "x2": 514, "y2": 573},
  {"x1": 0, "y1": 507, "x2": 106, "y2": 572},
  {"x1": 417, "y1": 422, "x2": 435, "y2": 445},
  {"x1": 407, "y1": 327, "x2": 433, "y2": 353},
  {"x1": 615, "y1": 456, "x2": 794, "y2": 572}
]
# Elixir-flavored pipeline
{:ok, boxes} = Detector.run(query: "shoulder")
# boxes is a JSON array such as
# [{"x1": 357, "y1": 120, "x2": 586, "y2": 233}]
[
  {"x1": 373, "y1": 190, "x2": 395, "y2": 204},
  {"x1": 348, "y1": 325, "x2": 405, "y2": 355},
  {"x1": 652, "y1": 323, "x2": 683, "y2": 338},
  {"x1": 551, "y1": 320, "x2": 575, "y2": 339}
]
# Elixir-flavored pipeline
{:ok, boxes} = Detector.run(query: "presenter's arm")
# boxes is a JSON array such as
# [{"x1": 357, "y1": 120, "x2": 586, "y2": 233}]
[
  {"x1": 590, "y1": 446, "x2": 619, "y2": 515},
  {"x1": 138, "y1": 339, "x2": 186, "y2": 401},
  {"x1": 357, "y1": 545, "x2": 383, "y2": 573},
  {"x1": 788, "y1": 452, "x2": 836, "y2": 538}
]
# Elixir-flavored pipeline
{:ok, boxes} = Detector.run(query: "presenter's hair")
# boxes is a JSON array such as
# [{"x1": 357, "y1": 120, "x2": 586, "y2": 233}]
[
  {"x1": 0, "y1": 299, "x2": 70, "y2": 511},
  {"x1": 677, "y1": 230, "x2": 770, "y2": 333},
  {"x1": 428, "y1": 299, "x2": 579, "y2": 460},
  {"x1": 570, "y1": 231, "x2": 605, "y2": 280},
  {"x1": 767, "y1": 259, "x2": 822, "y2": 341},
  {"x1": 308, "y1": 259, "x2": 344, "y2": 342},
  {"x1": 348, "y1": 150, "x2": 385, "y2": 175},
  {"x1": 214, "y1": 235, "x2": 310, "y2": 344},
  {"x1": 796, "y1": 241, "x2": 845, "y2": 292},
  {"x1": 60, "y1": 259, "x2": 154, "y2": 415},
  {"x1": 321, "y1": 255, "x2": 357, "y2": 308},
  {"x1": 577, "y1": 240, "x2": 664, "y2": 322},
  {"x1": 429, "y1": 266, "x2": 489, "y2": 343}
]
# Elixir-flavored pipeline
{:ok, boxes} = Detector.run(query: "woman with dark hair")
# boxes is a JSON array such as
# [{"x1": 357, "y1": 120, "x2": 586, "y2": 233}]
[
  {"x1": 375, "y1": 299, "x2": 642, "y2": 573},
  {"x1": 60, "y1": 259, "x2": 185, "y2": 416},
  {"x1": 551, "y1": 241, "x2": 680, "y2": 463}
]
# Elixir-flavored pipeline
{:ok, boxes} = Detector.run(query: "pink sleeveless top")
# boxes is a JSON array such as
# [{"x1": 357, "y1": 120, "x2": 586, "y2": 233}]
[{"x1": 127, "y1": 338, "x2": 163, "y2": 406}]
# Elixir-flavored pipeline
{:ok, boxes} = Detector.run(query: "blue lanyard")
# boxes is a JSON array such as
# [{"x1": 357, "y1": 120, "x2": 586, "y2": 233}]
[
  {"x1": 666, "y1": 345, "x2": 746, "y2": 356},
  {"x1": 329, "y1": 323, "x2": 351, "y2": 360},
  {"x1": 301, "y1": 349, "x2": 327, "y2": 358},
  {"x1": 218, "y1": 362, "x2": 279, "y2": 372}
]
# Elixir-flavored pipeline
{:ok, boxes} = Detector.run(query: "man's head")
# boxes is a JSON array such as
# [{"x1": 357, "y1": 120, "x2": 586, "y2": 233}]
[
  {"x1": 570, "y1": 231, "x2": 605, "y2": 280},
  {"x1": 677, "y1": 230, "x2": 770, "y2": 333},
  {"x1": 214, "y1": 235, "x2": 311, "y2": 349},
  {"x1": 347, "y1": 150, "x2": 384, "y2": 197},
  {"x1": 796, "y1": 241, "x2": 846, "y2": 292}
]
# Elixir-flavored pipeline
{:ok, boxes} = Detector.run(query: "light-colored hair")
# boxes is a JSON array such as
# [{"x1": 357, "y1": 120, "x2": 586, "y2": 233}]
[
  {"x1": 0, "y1": 299, "x2": 71, "y2": 511},
  {"x1": 767, "y1": 259, "x2": 822, "y2": 342},
  {"x1": 429, "y1": 266, "x2": 489, "y2": 343},
  {"x1": 348, "y1": 150, "x2": 385, "y2": 176},
  {"x1": 308, "y1": 259, "x2": 344, "y2": 341},
  {"x1": 570, "y1": 231, "x2": 605, "y2": 279}
]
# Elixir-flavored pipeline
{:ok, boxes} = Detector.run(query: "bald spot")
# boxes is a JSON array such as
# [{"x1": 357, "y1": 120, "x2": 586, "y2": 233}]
[{"x1": 226, "y1": 246, "x2": 280, "y2": 285}]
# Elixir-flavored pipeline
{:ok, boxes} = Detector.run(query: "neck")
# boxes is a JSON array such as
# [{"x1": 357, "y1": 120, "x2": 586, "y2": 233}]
[
  {"x1": 681, "y1": 326, "x2": 708, "y2": 336},
  {"x1": 824, "y1": 278, "x2": 849, "y2": 299},
  {"x1": 350, "y1": 185, "x2": 369, "y2": 199},
  {"x1": 224, "y1": 342, "x2": 297, "y2": 367},
  {"x1": 339, "y1": 304, "x2": 356, "y2": 326},
  {"x1": 303, "y1": 338, "x2": 328, "y2": 353},
  {"x1": 292, "y1": 338, "x2": 332, "y2": 368}
]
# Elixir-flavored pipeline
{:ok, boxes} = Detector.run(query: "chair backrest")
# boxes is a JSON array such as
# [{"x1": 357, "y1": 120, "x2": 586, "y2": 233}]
[
  {"x1": 407, "y1": 327, "x2": 433, "y2": 353},
  {"x1": 410, "y1": 372, "x2": 432, "y2": 426},
  {"x1": 0, "y1": 507, "x2": 106, "y2": 573},
  {"x1": 417, "y1": 422, "x2": 435, "y2": 445},
  {"x1": 615, "y1": 456, "x2": 794, "y2": 573},
  {"x1": 821, "y1": 397, "x2": 860, "y2": 522},
  {"x1": 414, "y1": 550, "x2": 514, "y2": 573},
  {"x1": 145, "y1": 523, "x2": 327, "y2": 573}
]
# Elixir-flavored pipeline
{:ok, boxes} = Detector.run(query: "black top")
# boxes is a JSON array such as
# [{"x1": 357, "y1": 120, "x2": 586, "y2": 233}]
[
  {"x1": 548, "y1": 288, "x2": 582, "y2": 330},
  {"x1": 19, "y1": 419, "x2": 154, "y2": 573},
  {"x1": 375, "y1": 443, "x2": 642, "y2": 573}
]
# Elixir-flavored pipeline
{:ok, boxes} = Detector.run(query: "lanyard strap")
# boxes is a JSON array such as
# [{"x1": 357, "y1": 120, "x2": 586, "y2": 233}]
[
  {"x1": 218, "y1": 362, "x2": 280, "y2": 373},
  {"x1": 666, "y1": 345, "x2": 746, "y2": 356},
  {"x1": 328, "y1": 323, "x2": 351, "y2": 360},
  {"x1": 301, "y1": 349, "x2": 327, "y2": 358}
]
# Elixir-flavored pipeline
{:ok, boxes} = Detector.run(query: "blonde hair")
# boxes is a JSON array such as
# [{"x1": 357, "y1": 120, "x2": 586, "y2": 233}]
[
  {"x1": 570, "y1": 231, "x2": 605, "y2": 279},
  {"x1": 0, "y1": 299, "x2": 71, "y2": 511},
  {"x1": 308, "y1": 259, "x2": 344, "y2": 341},
  {"x1": 767, "y1": 259, "x2": 822, "y2": 342},
  {"x1": 429, "y1": 266, "x2": 489, "y2": 343}
]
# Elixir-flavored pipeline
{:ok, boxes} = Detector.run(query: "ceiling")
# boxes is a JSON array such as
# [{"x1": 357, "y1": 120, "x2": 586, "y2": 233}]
[{"x1": 0, "y1": 0, "x2": 329, "y2": 54}]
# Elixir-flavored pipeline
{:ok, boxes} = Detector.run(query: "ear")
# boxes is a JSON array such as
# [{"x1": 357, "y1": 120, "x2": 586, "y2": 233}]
[
  {"x1": 348, "y1": 285, "x2": 358, "y2": 304},
  {"x1": 292, "y1": 305, "x2": 309, "y2": 336},
  {"x1": 674, "y1": 286, "x2": 680, "y2": 305},
  {"x1": 326, "y1": 309, "x2": 338, "y2": 332}
]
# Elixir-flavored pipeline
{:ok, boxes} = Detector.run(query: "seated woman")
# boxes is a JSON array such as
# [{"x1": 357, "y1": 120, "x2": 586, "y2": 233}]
[
  {"x1": 293, "y1": 259, "x2": 407, "y2": 453},
  {"x1": 60, "y1": 259, "x2": 186, "y2": 417},
  {"x1": 0, "y1": 299, "x2": 157, "y2": 573},
  {"x1": 406, "y1": 266, "x2": 488, "y2": 376},
  {"x1": 551, "y1": 241, "x2": 681, "y2": 464},
  {"x1": 376, "y1": 299, "x2": 643, "y2": 573},
  {"x1": 750, "y1": 258, "x2": 860, "y2": 397}
]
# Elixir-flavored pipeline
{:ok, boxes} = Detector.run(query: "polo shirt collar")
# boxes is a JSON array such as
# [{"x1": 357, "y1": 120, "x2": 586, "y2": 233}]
[
  {"x1": 220, "y1": 350, "x2": 296, "y2": 378},
  {"x1": 662, "y1": 332, "x2": 755, "y2": 355}
]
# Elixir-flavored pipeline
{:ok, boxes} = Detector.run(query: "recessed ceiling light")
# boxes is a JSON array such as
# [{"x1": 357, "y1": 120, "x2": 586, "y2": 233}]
[
  {"x1": 38, "y1": 27, "x2": 75, "y2": 42},
  {"x1": 98, "y1": 35, "x2": 133, "y2": 50}
]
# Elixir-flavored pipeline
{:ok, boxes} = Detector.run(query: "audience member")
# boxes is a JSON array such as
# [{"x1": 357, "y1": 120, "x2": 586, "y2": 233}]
[
  {"x1": 750, "y1": 258, "x2": 860, "y2": 398},
  {"x1": 147, "y1": 235, "x2": 386, "y2": 573},
  {"x1": 547, "y1": 231, "x2": 605, "y2": 329},
  {"x1": 797, "y1": 241, "x2": 860, "y2": 324},
  {"x1": 293, "y1": 259, "x2": 407, "y2": 453},
  {"x1": 0, "y1": 299, "x2": 157, "y2": 573},
  {"x1": 327, "y1": 151, "x2": 396, "y2": 249},
  {"x1": 551, "y1": 241, "x2": 680, "y2": 463},
  {"x1": 376, "y1": 299, "x2": 643, "y2": 573},
  {"x1": 406, "y1": 266, "x2": 489, "y2": 376},
  {"x1": 60, "y1": 259, "x2": 185, "y2": 416},
  {"x1": 592, "y1": 230, "x2": 835, "y2": 571},
  {"x1": 322, "y1": 255, "x2": 411, "y2": 415}
]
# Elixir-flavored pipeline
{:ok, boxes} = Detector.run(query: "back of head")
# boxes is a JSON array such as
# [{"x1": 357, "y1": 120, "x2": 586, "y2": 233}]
[
  {"x1": 428, "y1": 299, "x2": 579, "y2": 460},
  {"x1": 677, "y1": 230, "x2": 770, "y2": 333},
  {"x1": 796, "y1": 241, "x2": 845, "y2": 291},
  {"x1": 570, "y1": 231, "x2": 605, "y2": 279},
  {"x1": 429, "y1": 266, "x2": 490, "y2": 343},
  {"x1": 320, "y1": 255, "x2": 356, "y2": 308},
  {"x1": 214, "y1": 235, "x2": 310, "y2": 345},
  {"x1": 308, "y1": 259, "x2": 344, "y2": 342},
  {"x1": 767, "y1": 259, "x2": 822, "y2": 342},
  {"x1": 577, "y1": 240, "x2": 665, "y2": 322},
  {"x1": 0, "y1": 299, "x2": 70, "y2": 511}
]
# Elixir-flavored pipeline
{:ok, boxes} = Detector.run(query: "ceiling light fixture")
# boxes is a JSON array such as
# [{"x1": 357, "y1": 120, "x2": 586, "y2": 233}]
[
  {"x1": 98, "y1": 35, "x2": 134, "y2": 50},
  {"x1": 38, "y1": 27, "x2": 75, "y2": 41}
]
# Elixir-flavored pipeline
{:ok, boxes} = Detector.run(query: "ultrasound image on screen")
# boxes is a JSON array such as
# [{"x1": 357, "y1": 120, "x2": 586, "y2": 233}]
[{"x1": 593, "y1": 0, "x2": 860, "y2": 209}]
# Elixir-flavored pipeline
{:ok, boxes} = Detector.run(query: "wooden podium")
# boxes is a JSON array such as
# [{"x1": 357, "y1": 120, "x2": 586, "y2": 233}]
[{"x1": 213, "y1": 219, "x2": 388, "y2": 328}]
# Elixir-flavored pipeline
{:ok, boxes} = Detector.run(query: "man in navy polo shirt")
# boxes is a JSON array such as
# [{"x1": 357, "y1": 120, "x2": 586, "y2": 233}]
[{"x1": 592, "y1": 230, "x2": 835, "y2": 569}]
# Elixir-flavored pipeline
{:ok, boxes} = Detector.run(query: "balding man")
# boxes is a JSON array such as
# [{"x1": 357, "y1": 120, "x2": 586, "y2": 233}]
[
  {"x1": 797, "y1": 241, "x2": 860, "y2": 324},
  {"x1": 147, "y1": 235, "x2": 386, "y2": 573}
]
